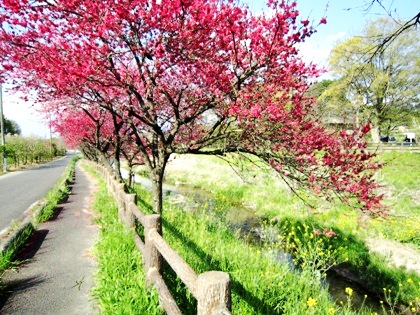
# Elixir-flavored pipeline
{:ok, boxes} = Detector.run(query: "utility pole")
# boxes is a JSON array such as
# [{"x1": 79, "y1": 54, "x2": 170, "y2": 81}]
[{"x1": 0, "y1": 83, "x2": 7, "y2": 173}]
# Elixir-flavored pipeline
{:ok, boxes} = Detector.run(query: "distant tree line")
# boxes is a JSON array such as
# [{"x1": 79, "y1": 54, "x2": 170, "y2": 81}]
[
  {"x1": 3, "y1": 117, "x2": 21, "y2": 135},
  {"x1": 1, "y1": 134, "x2": 66, "y2": 171}
]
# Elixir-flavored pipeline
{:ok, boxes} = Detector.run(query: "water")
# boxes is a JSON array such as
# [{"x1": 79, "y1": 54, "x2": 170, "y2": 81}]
[{"x1": 327, "y1": 270, "x2": 385, "y2": 313}]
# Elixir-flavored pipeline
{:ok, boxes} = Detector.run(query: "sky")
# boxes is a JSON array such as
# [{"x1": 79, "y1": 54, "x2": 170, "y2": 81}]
[
  {"x1": 1, "y1": 0, "x2": 418, "y2": 137},
  {"x1": 246, "y1": 0, "x2": 418, "y2": 67}
]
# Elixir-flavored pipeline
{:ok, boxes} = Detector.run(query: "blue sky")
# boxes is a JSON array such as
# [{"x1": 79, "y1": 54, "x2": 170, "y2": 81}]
[
  {"x1": 2, "y1": 0, "x2": 418, "y2": 137},
  {"x1": 246, "y1": 0, "x2": 418, "y2": 67}
]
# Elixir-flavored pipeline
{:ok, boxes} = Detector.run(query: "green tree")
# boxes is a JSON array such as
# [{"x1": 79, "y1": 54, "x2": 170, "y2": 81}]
[
  {"x1": 3, "y1": 117, "x2": 21, "y2": 135},
  {"x1": 325, "y1": 18, "x2": 419, "y2": 142},
  {"x1": 308, "y1": 79, "x2": 354, "y2": 130}
]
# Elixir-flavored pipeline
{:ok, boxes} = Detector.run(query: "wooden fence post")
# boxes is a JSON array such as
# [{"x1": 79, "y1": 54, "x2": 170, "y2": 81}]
[
  {"x1": 197, "y1": 271, "x2": 231, "y2": 315},
  {"x1": 144, "y1": 214, "x2": 162, "y2": 284},
  {"x1": 117, "y1": 183, "x2": 125, "y2": 219},
  {"x1": 125, "y1": 194, "x2": 136, "y2": 227}
]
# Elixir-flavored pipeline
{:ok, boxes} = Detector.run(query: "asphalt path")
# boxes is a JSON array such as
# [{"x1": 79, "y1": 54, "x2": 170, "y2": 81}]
[
  {"x1": 0, "y1": 164, "x2": 99, "y2": 314},
  {"x1": 0, "y1": 154, "x2": 74, "y2": 233}
]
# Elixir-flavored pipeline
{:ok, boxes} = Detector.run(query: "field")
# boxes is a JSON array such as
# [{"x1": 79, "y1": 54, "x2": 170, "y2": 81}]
[
  {"x1": 162, "y1": 152, "x2": 420, "y2": 249},
  {"x1": 120, "y1": 151, "x2": 420, "y2": 313}
]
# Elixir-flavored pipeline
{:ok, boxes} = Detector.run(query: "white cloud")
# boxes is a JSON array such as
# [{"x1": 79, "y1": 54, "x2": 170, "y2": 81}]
[
  {"x1": 326, "y1": 31, "x2": 346, "y2": 43},
  {"x1": 299, "y1": 31, "x2": 347, "y2": 67},
  {"x1": 298, "y1": 41, "x2": 331, "y2": 67}
]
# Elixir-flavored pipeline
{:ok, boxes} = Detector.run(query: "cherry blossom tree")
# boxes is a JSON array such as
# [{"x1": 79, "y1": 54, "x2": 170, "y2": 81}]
[{"x1": 0, "y1": 0, "x2": 384, "y2": 215}]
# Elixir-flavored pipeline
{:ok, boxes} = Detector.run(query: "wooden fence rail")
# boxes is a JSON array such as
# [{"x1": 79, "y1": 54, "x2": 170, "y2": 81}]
[
  {"x1": 88, "y1": 161, "x2": 231, "y2": 315},
  {"x1": 367, "y1": 143, "x2": 419, "y2": 153}
]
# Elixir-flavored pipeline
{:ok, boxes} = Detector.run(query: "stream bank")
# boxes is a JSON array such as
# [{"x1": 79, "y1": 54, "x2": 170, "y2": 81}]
[{"x1": 123, "y1": 170, "x2": 416, "y2": 313}]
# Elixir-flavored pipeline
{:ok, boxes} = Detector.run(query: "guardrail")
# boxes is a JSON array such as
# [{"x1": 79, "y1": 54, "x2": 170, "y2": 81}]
[
  {"x1": 367, "y1": 143, "x2": 419, "y2": 153},
  {"x1": 89, "y1": 161, "x2": 231, "y2": 315}
]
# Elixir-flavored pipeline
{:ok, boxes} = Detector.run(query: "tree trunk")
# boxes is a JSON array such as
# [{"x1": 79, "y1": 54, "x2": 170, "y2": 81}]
[
  {"x1": 369, "y1": 106, "x2": 381, "y2": 143},
  {"x1": 151, "y1": 168, "x2": 165, "y2": 214},
  {"x1": 128, "y1": 167, "x2": 133, "y2": 187},
  {"x1": 113, "y1": 155, "x2": 123, "y2": 182},
  {"x1": 371, "y1": 126, "x2": 380, "y2": 143},
  {"x1": 95, "y1": 149, "x2": 114, "y2": 175},
  {"x1": 111, "y1": 116, "x2": 123, "y2": 182}
]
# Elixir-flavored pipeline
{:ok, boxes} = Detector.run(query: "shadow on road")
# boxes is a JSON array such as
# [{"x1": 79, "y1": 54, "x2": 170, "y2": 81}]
[
  {"x1": 48, "y1": 203, "x2": 66, "y2": 222},
  {"x1": 0, "y1": 276, "x2": 47, "y2": 311},
  {"x1": 14, "y1": 229, "x2": 49, "y2": 262},
  {"x1": 0, "y1": 230, "x2": 49, "y2": 311}
]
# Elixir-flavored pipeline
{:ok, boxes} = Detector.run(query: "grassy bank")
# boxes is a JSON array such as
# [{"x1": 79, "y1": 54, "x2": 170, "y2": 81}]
[
  {"x1": 371, "y1": 152, "x2": 420, "y2": 246},
  {"x1": 85, "y1": 152, "x2": 419, "y2": 313},
  {"x1": 84, "y1": 165, "x2": 163, "y2": 315},
  {"x1": 132, "y1": 183, "x2": 371, "y2": 314},
  {"x1": 148, "y1": 152, "x2": 420, "y2": 312},
  {"x1": 161, "y1": 152, "x2": 420, "y2": 248}
]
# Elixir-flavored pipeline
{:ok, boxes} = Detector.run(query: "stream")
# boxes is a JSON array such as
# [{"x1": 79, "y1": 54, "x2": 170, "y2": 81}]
[{"x1": 125, "y1": 171, "x2": 387, "y2": 313}]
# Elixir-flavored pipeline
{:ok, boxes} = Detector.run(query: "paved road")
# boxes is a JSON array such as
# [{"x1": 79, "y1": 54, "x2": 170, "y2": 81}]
[
  {"x1": 0, "y1": 155, "x2": 74, "y2": 232},
  {"x1": 0, "y1": 164, "x2": 99, "y2": 314}
]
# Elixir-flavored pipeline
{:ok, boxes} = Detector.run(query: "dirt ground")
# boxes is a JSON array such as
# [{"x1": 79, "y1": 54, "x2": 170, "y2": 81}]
[{"x1": 365, "y1": 238, "x2": 420, "y2": 275}]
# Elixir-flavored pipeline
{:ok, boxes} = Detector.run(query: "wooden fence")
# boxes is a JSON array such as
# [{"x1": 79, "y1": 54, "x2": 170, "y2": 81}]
[
  {"x1": 367, "y1": 143, "x2": 419, "y2": 153},
  {"x1": 90, "y1": 161, "x2": 232, "y2": 315}
]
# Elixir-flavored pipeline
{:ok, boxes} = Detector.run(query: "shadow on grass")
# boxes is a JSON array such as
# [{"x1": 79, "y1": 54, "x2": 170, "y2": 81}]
[
  {"x1": 161, "y1": 217, "x2": 274, "y2": 314},
  {"x1": 136, "y1": 198, "x2": 153, "y2": 214},
  {"x1": 40, "y1": 185, "x2": 72, "y2": 222},
  {"x1": 132, "y1": 193, "x2": 281, "y2": 313},
  {"x1": 276, "y1": 217, "x2": 419, "y2": 307}
]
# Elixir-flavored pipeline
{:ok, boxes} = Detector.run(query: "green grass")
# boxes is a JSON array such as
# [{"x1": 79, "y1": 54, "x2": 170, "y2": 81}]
[
  {"x1": 379, "y1": 152, "x2": 420, "y2": 191},
  {"x1": 86, "y1": 166, "x2": 163, "y2": 315},
  {"x1": 145, "y1": 152, "x2": 420, "y2": 311},
  {"x1": 161, "y1": 153, "x2": 420, "y2": 247},
  {"x1": 368, "y1": 152, "x2": 420, "y2": 247},
  {"x1": 132, "y1": 184, "x2": 375, "y2": 315},
  {"x1": 101, "y1": 152, "x2": 420, "y2": 313},
  {"x1": 268, "y1": 217, "x2": 420, "y2": 306},
  {"x1": 0, "y1": 223, "x2": 33, "y2": 272}
]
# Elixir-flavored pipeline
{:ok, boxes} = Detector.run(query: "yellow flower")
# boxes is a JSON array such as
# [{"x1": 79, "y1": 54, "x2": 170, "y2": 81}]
[
  {"x1": 411, "y1": 307, "x2": 416, "y2": 312},
  {"x1": 407, "y1": 278, "x2": 413, "y2": 284},
  {"x1": 307, "y1": 297, "x2": 317, "y2": 308},
  {"x1": 345, "y1": 287, "x2": 353, "y2": 296},
  {"x1": 328, "y1": 307, "x2": 335, "y2": 314}
]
